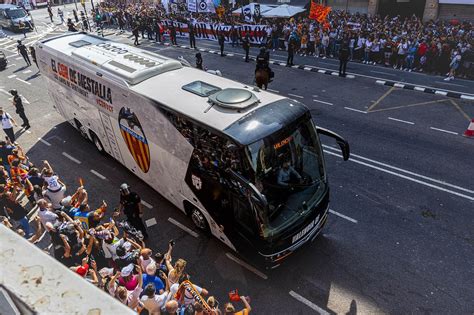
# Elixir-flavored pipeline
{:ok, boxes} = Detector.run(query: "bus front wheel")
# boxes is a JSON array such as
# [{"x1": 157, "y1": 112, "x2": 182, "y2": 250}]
[{"x1": 190, "y1": 208, "x2": 209, "y2": 232}]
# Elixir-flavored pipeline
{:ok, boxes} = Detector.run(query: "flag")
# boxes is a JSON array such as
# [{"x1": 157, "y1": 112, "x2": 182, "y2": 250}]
[{"x1": 309, "y1": 1, "x2": 331, "y2": 27}]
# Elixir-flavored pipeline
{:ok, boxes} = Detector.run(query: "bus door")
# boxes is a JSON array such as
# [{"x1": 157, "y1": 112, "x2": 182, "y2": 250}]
[{"x1": 226, "y1": 170, "x2": 268, "y2": 250}]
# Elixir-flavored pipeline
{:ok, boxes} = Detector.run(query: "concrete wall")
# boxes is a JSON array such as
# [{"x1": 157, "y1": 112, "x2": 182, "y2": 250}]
[
  {"x1": 438, "y1": 4, "x2": 474, "y2": 21},
  {"x1": 326, "y1": 0, "x2": 370, "y2": 14}
]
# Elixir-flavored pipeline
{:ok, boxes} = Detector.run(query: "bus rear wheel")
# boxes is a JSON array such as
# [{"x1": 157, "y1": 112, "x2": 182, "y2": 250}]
[
  {"x1": 91, "y1": 132, "x2": 105, "y2": 154},
  {"x1": 190, "y1": 208, "x2": 209, "y2": 232}
]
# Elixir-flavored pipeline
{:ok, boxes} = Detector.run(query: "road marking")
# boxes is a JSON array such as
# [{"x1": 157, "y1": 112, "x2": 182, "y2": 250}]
[
  {"x1": 460, "y1": 95, "x2": 474, "y2": 101},
  {"x1": 288, "y1": 93, "x2": 304, "y2": 99},
  {"x1": 323, "y1": 148, "x2": 474, "y2": 201},
  {"x1": 267, "y1": 88, "x2": 279, "y2": 93},
  {"x1": 344, "y1": 107, "x2": 367, "y2": 114},
  {"x1": 371, "y1": 70, "x2": 397, "y2": 76},
  {"x1": 37, "y1": 138, "x2": 51, "y2": 146},
  {"x1": 435, "y1": 90, "x2": 448, "y2": 96},
  {"x1": 367, "y1": 86, "x2": 395, "y2": 112},
  {"x1": 61, "y1": 152, "x2": 81, "y2": 164},
  {"x1": 435, "y1": 81, "x2": 466, "y2": 87},
  {"x1": 414, "y1": 86, "x2": 425, "y2": 91},
  {"x1": 141, "y1": 200, "x2": 153, "y2": 209},
  {"x1": 145, "y1": 218, "x2": 157, "y2": 227},
  {"x1": 329, "y1": 209, "x2": 358, "y2": 223},
  {"x1": 313, "y1": 99, "x2": 333, "y2": 105},
  {"x1": 24, "y1": 129, "x2": 31, "y2": 134},
  {"x1": 7, "y1": 75, "x2": 16, "y2": 79},
  {"x1": 289, "y1": 290, "x2": 330, "y2": 315},
  {"x1": 22, "y1": 70, "x2": 32, "y2": 74},
  {"x1": 15, "y1": 57, "x2": 23, "y2": 60},
  {"x1": 429, "y1": 127, "x2": 458, "y2": 135},
  {"x1": 303, "y1": 67, "x2": 313, "y2": 71},
  {"x1": 16, "y1": 78, "x2": 31, "y2": 85},
  {"x1": 168, "y1": 217, "x2": 199, "y2": 238},
  {"x1": 449, "y1": 99, "x2": 471, "y2": 121},
  {"x1": 227, "y1": 53, "x2": 234, "y2": 57},
  {"x1": 225, "y1": 253, "x2": 268, "y2": 280},
  {"x1": 323, "y1": 144, "x2": 474, "y2": 195},
  {"x1": 388, "y1": 117, "x2": 415, "y2": 125},
  {"x1": 90, "y1": 169, "x2": 106, "y2": 180},
  {"x1": 318, "y1": 69, "x2": 326, "y2": 73},
  {"x1": 6, "y1": 64, "x2": 16, "y2": 69}
]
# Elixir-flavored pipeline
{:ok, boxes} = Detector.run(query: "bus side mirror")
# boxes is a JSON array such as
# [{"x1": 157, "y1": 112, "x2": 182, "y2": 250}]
[{"x1": 316, "y1": 127, "x2": 350, "y2": 161}]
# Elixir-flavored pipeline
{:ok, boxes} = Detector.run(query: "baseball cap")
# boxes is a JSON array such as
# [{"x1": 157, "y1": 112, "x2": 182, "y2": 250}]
[{"x1": 121, "y1": 264, "x2": 134, "y2": 277}]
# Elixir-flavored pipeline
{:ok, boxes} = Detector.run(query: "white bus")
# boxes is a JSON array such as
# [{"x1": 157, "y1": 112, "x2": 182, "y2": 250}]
[{"x1": 36, "y1": 33, "x2": 349, "y2": 267}]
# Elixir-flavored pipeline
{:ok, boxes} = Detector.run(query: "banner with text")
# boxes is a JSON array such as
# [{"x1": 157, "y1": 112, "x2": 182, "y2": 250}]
[{"x1": 162, "y1": 20, "x2": 269, "y2": 44}]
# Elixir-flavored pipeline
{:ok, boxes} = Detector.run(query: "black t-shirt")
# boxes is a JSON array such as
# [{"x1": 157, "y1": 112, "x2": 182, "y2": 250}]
[
  {"x1": 13, "y1": 95, "x2": 24, "y2": 112},
  {"x1": 28, "y1": 175, "x2": 45, "y2": 187},
  {"x1": 0, "y1": 145, "x2": 14, "y2": 166},
  {"x1": 17, "y1": 44, "x2": 28, "y2": 55},
  {"x1": 120, "y1": 192, "x2": 141, "y2": 219}
]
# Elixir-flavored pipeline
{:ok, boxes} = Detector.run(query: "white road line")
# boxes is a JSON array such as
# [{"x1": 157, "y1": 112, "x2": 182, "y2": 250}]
[
  {"x1": 141, "y1": 200, "x2": 153, "y2": 209},
  {"x1": 225, "y1": 253, "x2": 268, "y2": 280},
  {"x1": 323, "y1": 150, "x2": 474, "y2": 201},
  {"x1": 145, "y1": 218, "x2": 157, "y2": 227},
  {"x1": 227, "y1": 53, "x2": 234, "y2": 57},
  {"x1": 318, "y1": 69, "x2": 326, "y2": 73},
  {"x1": 90, "y1": 169, "x2": 107, "y2": 180},
  {"x1": 7, "y1": 75, "x2": 16, "y2": 79},
  {"x1": 329, "y1": 209, "x2": 358, "y2": 223},
  {"x1": 168, "y1": 217, "x2": 199, "y2": 238},
  {"x1": 371, "y1": 70, "x2": 397, "y2": 76},
  {"x1": 267, "y1": 88, "x2": 279, "y2": 93},
  {"x1": 461, "y1": 95, "x2": 474, "y2": 101},
  {"x1": 22, "y1": 69, "x2": 32, "y2": 74},
  {"x1": 24, "y1": 129, "x2": 31, "y2": 134},
  {"x1": 344, "y1": 107, "x2": 367, "y2": 114},
  {"x1": 6, "y1": 64, "x2": 16, "y2": 68},
  {"x1": 435, "y1": 90, "x2": 448, "y2": 96},
  {"x1": 313, "y1": 99, "x2": 333, "y2": 105},
  {"x1": 323, "y1": 144, "x2": 474, "y2": 194},
  {"x1": 429, "y1": 127, "x2": 458, "y2": 135},
  {"x1": 434, "y1": 81, "x2": 466, "y2": 87},
  {"x1": 414, "y1": 86, "x2": 425, "y2": 91},
  {"x1": 303, "y1": 66, "x2": 312, "y2": 71},
  {"x1": 0, "y1": 89, "x2": 10, "y2": 96},
  {"x1": 331, "y1": 72, "x2": 339, "y2": 76},
  {"x1": 61, "y1": 152, "x2": 81, "y2": 164},
  {"x1": 289, "y1": 290, "x2": 329, "y2": 315},
  {"x1": 394, "y1": 83, "x2": 405, "y2": 88},
  {"x1": 15, "y1": 56, "x2": 23, "y2": 60},
  {"x1": 37, "y1": 138, "x2": 51, "y2": 146},
  {"x1": 288, "y1": 93, "x2": 304, "y2": 99},
  {"x1": 388, "y1": 117, "x2": 415, "y2": 125},
  {"x1": 16, "y1": 78, "x2": 31, "y2": 85}
]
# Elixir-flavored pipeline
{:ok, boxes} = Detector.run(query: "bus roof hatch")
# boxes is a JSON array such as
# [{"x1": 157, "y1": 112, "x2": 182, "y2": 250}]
[{"x1": 208, "y1": 88, "x2": 260, "y2": 110}]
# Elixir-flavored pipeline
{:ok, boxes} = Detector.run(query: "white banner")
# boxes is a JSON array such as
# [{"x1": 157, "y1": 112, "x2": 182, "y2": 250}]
[
  {"x1": 162, "y1": 20, "x2": 269, "y2": 44},
  {"x1": 196, "y1": 0, "x2": 215, "y2": 13},
  {"x1": 187, "y1": 0, "x2": 197, "y2": 12}
]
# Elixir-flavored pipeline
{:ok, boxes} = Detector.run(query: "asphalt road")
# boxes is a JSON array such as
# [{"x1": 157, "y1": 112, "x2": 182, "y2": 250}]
[{"x1": 1, "y1": 5, "x2": 474, "y2": 314}]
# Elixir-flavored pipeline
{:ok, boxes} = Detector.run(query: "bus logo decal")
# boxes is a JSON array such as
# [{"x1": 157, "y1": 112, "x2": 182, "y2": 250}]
[{"x1": 118, "y1": 107, "x2": 150, "y2": 173}]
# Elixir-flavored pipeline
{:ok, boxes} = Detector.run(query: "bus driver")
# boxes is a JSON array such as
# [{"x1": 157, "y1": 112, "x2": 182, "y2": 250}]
[{"x1": 277, "y1": 161, "x2": 302, "y2": 187}]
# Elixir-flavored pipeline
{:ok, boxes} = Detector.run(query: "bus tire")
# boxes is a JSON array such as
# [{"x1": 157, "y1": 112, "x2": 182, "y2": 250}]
[
  {"x1": 74, "y1": 119, "x2": 89, "y2": 140},
  {"x1": 90, "y1": 132, "x2": 105, "y2": 154},
  {"x1": 190, "y1": 207, "x2": 209, "y2": 233}
]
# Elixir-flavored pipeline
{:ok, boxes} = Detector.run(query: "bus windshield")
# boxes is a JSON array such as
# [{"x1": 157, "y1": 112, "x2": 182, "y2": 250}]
[
  {"x1": 6, "y1": 9, "x2": 27, "y2": 19},
  {"x1": 246, "y1": 119, "x2": 326, "y2": 237}
]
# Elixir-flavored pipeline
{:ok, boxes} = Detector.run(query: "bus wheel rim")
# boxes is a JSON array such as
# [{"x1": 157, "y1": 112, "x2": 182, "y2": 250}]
[{"x1": 191, "y1": 209, "x2": 206, "y2": 230}]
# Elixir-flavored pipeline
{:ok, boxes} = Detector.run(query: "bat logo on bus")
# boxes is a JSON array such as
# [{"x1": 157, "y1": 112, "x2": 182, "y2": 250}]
[{"x1": 118, "y1": 107, "x2": 150, "y2": 173}]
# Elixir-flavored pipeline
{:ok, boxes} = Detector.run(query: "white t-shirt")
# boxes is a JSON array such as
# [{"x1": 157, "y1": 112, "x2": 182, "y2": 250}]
[
  {"x1": 38, "y1": 208, "x2": 58, "y2": 227},
  {"x1": 43, "y1": 175, "x2": 62, "y2": 191},
  {"x1": 43, "y1": 186, "x2": 66, "y2": 210},
  {"x1": 170, "y1": 283, "x2": 203, "y2": 306},
  {"x1": 1, "y1": 113, "x2": 13, "y2": 129},
  {"x1": 140, "y1": 256, "x2": 155, "y2": 272},
  {"x1": 141, "y1": 292, "x2": 168, "y2": 315}
]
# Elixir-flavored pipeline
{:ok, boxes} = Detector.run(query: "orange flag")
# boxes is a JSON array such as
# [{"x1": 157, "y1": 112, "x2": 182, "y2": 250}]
[{"x1": 309, "y1": 1, "x2": 331, "y2": 28}]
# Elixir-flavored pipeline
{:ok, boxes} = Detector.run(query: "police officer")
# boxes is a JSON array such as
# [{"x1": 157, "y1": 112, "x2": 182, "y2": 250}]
[
  {"x1": 255, "y1": 47, "x2": 273, "y2": 81},
  {"x1": 16, "y1": 40, "x2": 31, "y2": 67},
  {"x1": 132, "y1": 22, "x2": 140, "y2": 46},
  {"x1": 339, "y1": 36, "x2": 350, "y2": 77},
  {"x1": 67, "y1": 18, "x2": 77, "y2": 32},
  {"x1": 73, "y1": 9, "x2": 79, "y2": 23},
  {"x1": 80, "y1": 12, "x2": 89, "y2": 31},
  {"x1": 242, "y1": 33, "x2": 250, "y2": 62},
  {"x1": 218, "y1": 32, "x2": 225, "y2": 56},
  {"x1": 189, "y1": 21, "x2": 196, "y2": 49},
  {"x1": 10, "y1": 90, "x2": 29, "y2": 129},
  {"x1": 287, "y1": 36, "x2": 296, "y2": 66},
  {"x1": 117, "y1": 183, "x2": 148, "y2": 240}
]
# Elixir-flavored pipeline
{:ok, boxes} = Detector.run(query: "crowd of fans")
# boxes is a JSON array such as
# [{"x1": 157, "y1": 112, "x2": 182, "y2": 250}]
[
  {"x1": 0, "y1": 136, "x2": 252, "y2": 315},
  {"x1": 80, "y1": 2, "x2": 473, "y2": 81}
]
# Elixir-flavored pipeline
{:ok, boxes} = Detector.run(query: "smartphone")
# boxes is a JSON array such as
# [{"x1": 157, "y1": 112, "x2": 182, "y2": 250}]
[{"x1": 169, "y1": 239, "x2": 176, "y2": 247}]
